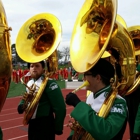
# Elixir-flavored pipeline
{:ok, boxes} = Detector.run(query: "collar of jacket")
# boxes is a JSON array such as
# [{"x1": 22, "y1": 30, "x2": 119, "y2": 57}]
[
  {"x1": 32, "y1": 74, "x2": 45, "y2": 82},
  {"x1": 93, "y1": 85, "x2": 111, "y2": 99}
]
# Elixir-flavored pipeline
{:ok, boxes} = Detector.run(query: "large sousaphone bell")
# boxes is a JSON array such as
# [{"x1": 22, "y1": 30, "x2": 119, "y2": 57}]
[
  {"x1": 0, "y1": 0, "x2": 12, "y2": 112},
  {"x1": 16, "y1": 13, "x2": 62, "y2": 125},
  {"x1": 70, "y1": 0, "x2": 136, "y2": 96},
  {"x1": 16, "y1": 13, "x2": 61, "y2": 63}
]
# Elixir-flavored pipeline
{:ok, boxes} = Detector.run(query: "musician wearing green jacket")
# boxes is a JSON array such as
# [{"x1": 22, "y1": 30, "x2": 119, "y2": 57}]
[
  {"x1": 17, "y1": 61, "x2": 66, "y2": 140},
  {"x1": 66, "y1": 58, "x2": 128, "y2": 140}
]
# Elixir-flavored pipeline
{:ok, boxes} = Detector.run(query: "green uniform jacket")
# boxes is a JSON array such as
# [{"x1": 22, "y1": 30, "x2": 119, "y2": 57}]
[
  {"x1": 70, "y1": 93, "x2": 127, "y2": 140},
  {"x1": 134, "y1": 104, "x2": 140, "y2": 134},
  {"x1": 19, "y1": 78, "x2": 66, "y2": 132}
]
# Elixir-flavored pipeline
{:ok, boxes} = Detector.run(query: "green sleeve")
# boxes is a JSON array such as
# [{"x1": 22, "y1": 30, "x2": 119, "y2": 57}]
[
  {"x1": 18, "y1": 99, "x2": 25, "y2": 105},
  {"x1": 0, "y1": 127, "x2": 3, "y2": 140},
  {"x1": 71, "y1": 98, "x2": 127, "y2": 140},
  {"x1": 134, "y1": 104, "x2": 140, "y2": 134},
  {"x1": 46, "y1": 80, "x2": 66, "y2": 132}
]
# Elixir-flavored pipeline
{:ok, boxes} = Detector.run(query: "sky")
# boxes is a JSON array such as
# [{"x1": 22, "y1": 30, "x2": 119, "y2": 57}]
[{"x1": 2, "y1": 0, "x2": 140, "y2": 50}]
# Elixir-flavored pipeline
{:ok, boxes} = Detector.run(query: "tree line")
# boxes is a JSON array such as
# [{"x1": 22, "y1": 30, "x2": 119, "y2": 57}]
[{"x1": 11, "y1": 44, "x2": 70, "y2": 66}]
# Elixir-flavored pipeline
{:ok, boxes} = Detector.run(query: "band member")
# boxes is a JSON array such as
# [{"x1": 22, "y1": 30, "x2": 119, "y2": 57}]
[
  {"x1": 17, "y1": 61, "x2": 66, "y2": 140},
  {"x1": 124, "y1": 63, "x2": 140, "y2": 140},
  {"x1": 65, "y1": 58, "x2": 128, "y2": 140}
]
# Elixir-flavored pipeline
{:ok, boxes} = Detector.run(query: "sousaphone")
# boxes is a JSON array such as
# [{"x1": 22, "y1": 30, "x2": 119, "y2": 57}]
[
  {"x1": 0, "y1": 0, "x2": 12, "y2": 112},
  {"x1": 70, "y1": 0, "x2": 136, "y2": 96},
  {"x1": 16, "y1": 13, "x2": 61, "y2": 125},
  {"x1": 69, "y1": 0, "x2": 136, "y2": 139},
  {"x1": 126, "y1": 25, "x2": 140, "y2": 95}
]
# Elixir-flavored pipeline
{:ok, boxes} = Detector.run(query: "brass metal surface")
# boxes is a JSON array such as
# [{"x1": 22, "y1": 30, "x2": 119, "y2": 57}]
[
  {"x1": 16, "y1": 13, "x2": 62, "y2": 63},
  {"x1": 128, "y1": 25, "x2": 140, "y2": 56},
  {"x1": 72, "y1": 80, "x2": 89, "y2": 93},
  {"x1": 116, "y1": 14, "x2": 127, "y2": 29},
  {"x1": 70, "y1": 0, "x2": 117, "y2": 73},
  {"x1": 70, "y1": 0, "x2": 136, "y2": 96},
  {"x1": 0, "y1": 0, "x2": 12, "y2": 112},
  {"x1": 109, "y1": 21, "x2": 136, "y2": 96},
  {"x1": 126, "y1": 25, "x2": 140, "y2": 95},
  {"x1": 22, "y1": 76, "x2": 49, "y2": 125}
]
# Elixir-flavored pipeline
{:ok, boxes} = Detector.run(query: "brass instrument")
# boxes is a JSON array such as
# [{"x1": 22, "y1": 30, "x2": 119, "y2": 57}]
[
  {"x1": 68, "y1": 0, "x2": 136, "y2": 139},
  {"x1": 86, "y1": 15, "x2": 127, "y2": 97},
  {"x1": 72, "y1": 80, "x2": 89, "y2": 93},
  {"x1": 126, "y1": 25, "x2": 140, "y2": 95},
  {"x1": 70, "y1": 0, "x2": 135, "y2": 96},
  {"x1": 0, "y1": 0, "x2": 12, "y2": 112},
  {"x1": 16, "y1": 13, "x2": 61, "y2": 125},
  {"x1": 116, "y1": 14, "x2": 127, "y2": 29}
]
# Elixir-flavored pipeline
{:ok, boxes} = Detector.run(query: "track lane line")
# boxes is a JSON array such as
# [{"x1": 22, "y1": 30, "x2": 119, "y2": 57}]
[
  {"x1": 7, "y1": 135, "x2": 27, "y2": 140},
  {"x1": 0, "y1": 117, "x2": 23, "y2": 123}
]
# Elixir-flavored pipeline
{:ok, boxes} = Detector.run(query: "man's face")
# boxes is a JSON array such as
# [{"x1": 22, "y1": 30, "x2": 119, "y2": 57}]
[{"x1": 29, "y1": 62, "x2": 44, "y2": 79}]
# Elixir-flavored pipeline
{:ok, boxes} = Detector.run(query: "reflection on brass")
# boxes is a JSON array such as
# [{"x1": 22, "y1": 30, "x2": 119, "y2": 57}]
[
  {"x1": 16, "y1": 13, "x2": 61, "y2": 63},
  {"x1": 126, "y1": 26, "x2": 140, "y2": 95},
  {"x1": 27, "y1": 19, "x2": 55, "y2": 53},
  {"x1": 21, "y1": 76, "x2": 49, "y2": 125},
  {"x1": 70, "y1": 0, "x2": 136, "y2": 96},
  {"x1": 0, "y1": 1, "x2": 12, "y2": 112},
  {"x1": 72, "y1": 80, "x2": 89, "y2": 93}
]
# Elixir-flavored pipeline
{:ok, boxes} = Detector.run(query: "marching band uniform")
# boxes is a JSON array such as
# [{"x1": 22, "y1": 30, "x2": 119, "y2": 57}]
[
  {"x1": 66, "y1": 58, "x2": 128, "y2": 140},
  {"x1": 67, "y1": 87, "x2": 127, "y2": 140},
  {"x1": 18, "y1": 75, "x2": 66, "y2": 140}
]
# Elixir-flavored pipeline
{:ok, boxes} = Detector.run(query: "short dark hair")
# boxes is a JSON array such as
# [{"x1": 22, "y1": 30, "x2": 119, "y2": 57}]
[
  {"x1": 89, "y1": 58, "x2": 115, "y2": 85},
  {"x1": 27, "y1": 61, "x2": 45, "y2": 69}
]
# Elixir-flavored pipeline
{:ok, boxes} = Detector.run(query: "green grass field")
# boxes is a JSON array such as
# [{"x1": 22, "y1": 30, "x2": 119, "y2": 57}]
[{"x1": 7, "y1": 80, "x2": 66, "y2": 98}]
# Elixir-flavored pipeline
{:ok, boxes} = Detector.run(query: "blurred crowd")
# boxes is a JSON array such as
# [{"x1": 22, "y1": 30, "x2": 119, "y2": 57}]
[{"x1": 11, "y1": 66, "x2": 80, "y2": 84}]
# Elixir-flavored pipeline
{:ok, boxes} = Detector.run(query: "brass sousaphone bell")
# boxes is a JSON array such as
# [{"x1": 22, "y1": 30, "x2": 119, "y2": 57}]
[
  {"x1": 0, "y1": 0, "x2": 12, "y2": 112},
  {"x1": 16, "y1": 13, "x2": 61, "y2": 63},
  {"x1": 16, "y1": 13, "x2": 62, "y2": 125},
  {"x1": 70, "y1": 0, "x2": 136, "y2": 96}
]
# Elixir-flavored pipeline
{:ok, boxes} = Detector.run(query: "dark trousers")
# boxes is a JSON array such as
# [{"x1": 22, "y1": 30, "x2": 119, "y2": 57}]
[
  {"x1": 28, "y1": 115, "x2": 55, "y2": 140},
  {"x1": 124, "y1": 87, "x2": 140, "y2": 138}
]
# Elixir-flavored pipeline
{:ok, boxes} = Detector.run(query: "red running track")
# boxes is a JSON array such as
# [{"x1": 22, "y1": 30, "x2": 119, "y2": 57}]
[{"x1": 0, "y1": 89, "x2": 130, "y2": 140}]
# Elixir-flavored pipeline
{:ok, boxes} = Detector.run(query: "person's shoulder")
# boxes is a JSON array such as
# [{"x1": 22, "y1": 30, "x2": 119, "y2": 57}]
[
  {"x1": 114, "y1": 94, "x2": 127, "y2": 105},
  {"x1": 47, "y1": 78, "x2": 60, "y2": 90},
  {"x1": 48, "y1": 78, "x2": 57, "y2": 84},
  {"x1": 110, "y1": 94, "x2": 127, "y2": 115}
]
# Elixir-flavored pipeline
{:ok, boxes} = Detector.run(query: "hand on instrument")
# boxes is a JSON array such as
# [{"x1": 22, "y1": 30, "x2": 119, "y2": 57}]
[
  {"x1": 17, "y1": 104, "x2": 25, "y2": 114},
  {"x1": 55, "y1": 130, "x2": 63, "y2": 135},
  {"x1": 131, "y1": 133, "x2": 140, "y2": 140},
  {"x1": 65, "y1": 92, "x2": 81, "y2": 107}
]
